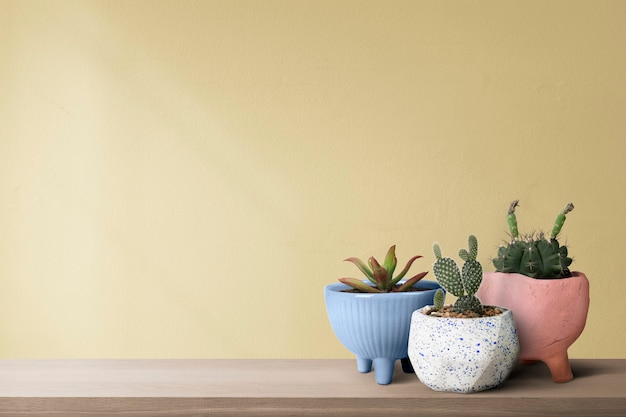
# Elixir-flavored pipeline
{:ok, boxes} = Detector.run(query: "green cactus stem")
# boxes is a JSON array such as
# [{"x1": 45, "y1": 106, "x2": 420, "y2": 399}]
[
  {"x1": 551, "y1": 202, "x2": 574, "y2": 239},
  {"x1": 507, "y1": 200, "x2": 520, "y2": 238},
  {"x1": 433, "y1": 288, "x2": 445, "y2": 310},
  {"x1": 432, "y1": 235, "x2": 484, "y2": 314},
  {"x1": 432, "y1": 243, "x2": 463, "y2": 296}
]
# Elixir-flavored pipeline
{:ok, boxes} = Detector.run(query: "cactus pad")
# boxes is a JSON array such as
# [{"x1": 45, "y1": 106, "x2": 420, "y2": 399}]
[
  {"x1": 433, "y1": 256, "x2": 463, "y2": 297},
  {"x1": 461, "y1": 259, "x2": 483, "y2": 296},
  {"x1": 433, "y1": 288, "x2": 445, "y2": 310},
  {"x1": 453, "y1": 295, "x2": 482, "y2": 314}
]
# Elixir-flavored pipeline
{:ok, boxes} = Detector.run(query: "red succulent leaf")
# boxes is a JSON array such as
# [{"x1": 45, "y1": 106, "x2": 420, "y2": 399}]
[
  {"x1": 396, "y1": 271, "x2": 429, "y2": 292},
  {"x1": 393, "y1": 255, "x2": 423, "y2": 282},
  {"x1": 383, "y1": 245, "x2": 397, "y2": 278},
  {"x1": 344, "y1": 257, "x2": 375, "y2": 284},
  {"x1": 338, "y1": 278, "x2": 382, "y2": 293}
]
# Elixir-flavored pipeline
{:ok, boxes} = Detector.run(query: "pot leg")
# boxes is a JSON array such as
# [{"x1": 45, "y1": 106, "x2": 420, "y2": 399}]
[
  {"x1": 544, "y1": 351, "x2": 573, "y2": 383},
  {"x1": 357, "y1": 357, "x2": 372, "y2": 373},
  {"x1": 373, "y1": 358, "x2": 396, "y2": 385},
  {"x1": 401, "y1": 357, "x2": 414, "y2": 373}
]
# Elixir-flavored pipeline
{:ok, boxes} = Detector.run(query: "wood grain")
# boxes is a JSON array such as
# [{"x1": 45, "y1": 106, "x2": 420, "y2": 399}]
[{"x1": 0, "y1": 359, "x2": 624, "y2": 416}]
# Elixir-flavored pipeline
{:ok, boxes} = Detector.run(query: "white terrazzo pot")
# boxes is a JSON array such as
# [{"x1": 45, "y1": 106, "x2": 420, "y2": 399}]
[{"x1": 408, "y1": 306, "x2": 519, "y2": 393}]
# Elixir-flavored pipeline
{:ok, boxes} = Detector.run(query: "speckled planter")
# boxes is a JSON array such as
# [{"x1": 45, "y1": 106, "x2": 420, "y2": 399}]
[
  {"x1": 408, "y1": 306, "x2": 519, "y2": 393},
  {"x1": 476, "y1": 272, "x2": 590, "y2": 383},
  {"x1": 325, "y1": 280, "x2": 442, "y2": 385}
]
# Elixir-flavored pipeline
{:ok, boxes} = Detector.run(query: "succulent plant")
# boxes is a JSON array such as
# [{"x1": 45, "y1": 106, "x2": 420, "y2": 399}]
[
  {"x1": 492, "y1": 200, "x2": 574, "y2": 279},
  {"x1": 339, "y1": 245, "x2": 429, "y2": 293},
  {"x1": 432, "y1": 235, "x2": 484, "y2": 314}
]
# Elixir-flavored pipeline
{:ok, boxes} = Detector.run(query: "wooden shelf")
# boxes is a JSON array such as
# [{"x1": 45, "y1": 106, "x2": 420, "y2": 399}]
[{"x1": 0, "y1": 359, "x2": 624, "y2": 416}]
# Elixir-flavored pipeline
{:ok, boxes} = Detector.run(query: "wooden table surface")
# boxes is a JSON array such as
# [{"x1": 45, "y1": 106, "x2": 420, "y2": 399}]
[{"x1": 0, "y1": 359, "x2": 624, "y2": 416}]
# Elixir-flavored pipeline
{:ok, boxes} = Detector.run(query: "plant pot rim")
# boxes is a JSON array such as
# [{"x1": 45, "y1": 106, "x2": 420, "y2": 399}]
[
  {"x1": 485, "y1": 271, "x2": 586, "y2": 281},
  {"x1": 325, "y1": 280, "x2": 441, "y2": 297},
  {"x1": 416, "y1": 305, "x2": 512, "y2": 320}
]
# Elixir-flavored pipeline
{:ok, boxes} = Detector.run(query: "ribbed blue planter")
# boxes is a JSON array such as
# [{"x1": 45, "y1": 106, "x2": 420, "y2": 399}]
[{"x1": 324, "y1": 280, "x2": 442, "y2": 384}]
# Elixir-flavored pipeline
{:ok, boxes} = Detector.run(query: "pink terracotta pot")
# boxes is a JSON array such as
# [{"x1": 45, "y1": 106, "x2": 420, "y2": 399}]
[{"x1": 476, "y1": 271, "x2": 589, "y2": 383}]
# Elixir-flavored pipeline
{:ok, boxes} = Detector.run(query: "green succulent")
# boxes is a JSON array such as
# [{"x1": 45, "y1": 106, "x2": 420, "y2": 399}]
[
  {"x1": 432, "y1": 235, "x2": 484, "y2": 314},
  {"x1": 493, "y1": 200, "x2": 574, "y2": 279},
  {"x1": 339, "y1": 245, "x2": 429, "y2": 293}
]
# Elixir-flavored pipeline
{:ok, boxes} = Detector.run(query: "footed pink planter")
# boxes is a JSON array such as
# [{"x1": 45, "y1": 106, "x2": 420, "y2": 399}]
[{"x1": 477, "y1": 272, "x2": 589, "y2": 383}]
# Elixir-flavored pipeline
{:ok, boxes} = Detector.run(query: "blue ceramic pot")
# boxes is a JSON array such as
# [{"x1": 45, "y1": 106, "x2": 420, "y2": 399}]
[{"x1": 324, "y1": 280, "x2": 442, "y2": 384}]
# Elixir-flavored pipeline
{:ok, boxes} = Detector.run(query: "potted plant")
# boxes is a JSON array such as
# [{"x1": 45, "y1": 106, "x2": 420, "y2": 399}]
[
  {"x1": 476, "y1": 200, "x2": 590, "y2": 382},
  {"x1": 324, "y1": 245, "x2": 442, "y2": 385},
  {"x1": 407, "y1": 235, "x2": 520, "y2": 393}
]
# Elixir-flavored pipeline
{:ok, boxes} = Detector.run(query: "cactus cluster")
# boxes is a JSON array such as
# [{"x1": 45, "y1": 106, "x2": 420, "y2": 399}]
[
  {"x1": 493, "y1": 200, "x2": 574, "y2": 279},
  {"x1": 339, "y1": 245, "x2": 429, "y2": 292},
  {"x1": 432, "y1": 235, "x2": 484, "y2": 314}
]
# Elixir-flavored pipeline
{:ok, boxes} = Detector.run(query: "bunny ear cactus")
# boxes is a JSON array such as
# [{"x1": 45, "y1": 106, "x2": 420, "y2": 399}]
[
  {"x1": 339, "y1": 245, "x2": 429, "y2": 293},
  {"x1": 493, "y1": 201, "x2": 574, "y2": 279},
  {"x1": 432, "y1": 235, "x2": 484, "y2": 314}
]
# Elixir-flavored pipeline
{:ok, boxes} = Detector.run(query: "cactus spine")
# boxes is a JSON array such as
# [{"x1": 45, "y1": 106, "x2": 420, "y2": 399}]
[
  {"x1": 432, "y1": 235, "x2": 484, "y2": 314},
  {"x1": 493, "y1": 201, "x2": 574, "y2": 279}
]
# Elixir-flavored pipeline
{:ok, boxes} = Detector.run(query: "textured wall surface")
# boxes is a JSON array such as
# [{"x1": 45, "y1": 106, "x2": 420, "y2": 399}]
[{"x1": 1, "y1": 0, "x2": 624, "y2": 358}]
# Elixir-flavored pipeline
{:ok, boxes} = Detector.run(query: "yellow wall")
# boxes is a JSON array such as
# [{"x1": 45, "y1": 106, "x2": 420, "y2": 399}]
[{"x1": 1, "y1": 0, "x2": 624, "y2": 358}]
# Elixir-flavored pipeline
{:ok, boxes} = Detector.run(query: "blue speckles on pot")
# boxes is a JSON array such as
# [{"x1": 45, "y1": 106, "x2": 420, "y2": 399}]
[{"x1": 407, "y1": 306, "x2": 520, "y2": 393}]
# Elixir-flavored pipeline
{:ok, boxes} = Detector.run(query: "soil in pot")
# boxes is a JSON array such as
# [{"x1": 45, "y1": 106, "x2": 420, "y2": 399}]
[{"x1": 423, "y1": 305, "x2": 503, "y2": 318}]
